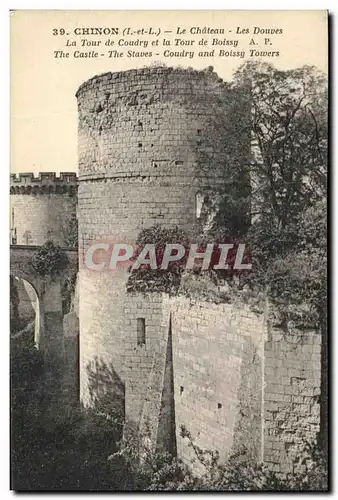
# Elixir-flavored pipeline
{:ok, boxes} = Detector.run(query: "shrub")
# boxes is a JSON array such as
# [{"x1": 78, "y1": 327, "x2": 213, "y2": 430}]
[
  {"x1": 126, "y1": 225, "x2": 190, "y2": 295},
  {"x1": 31, "y1": 241, "x2": 69, "y2": 277}
]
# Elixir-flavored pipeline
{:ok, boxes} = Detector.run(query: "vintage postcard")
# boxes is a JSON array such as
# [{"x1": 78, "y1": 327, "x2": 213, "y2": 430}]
[{"x1": 10, "y1": 10, "x2": 328, "y2": 491}]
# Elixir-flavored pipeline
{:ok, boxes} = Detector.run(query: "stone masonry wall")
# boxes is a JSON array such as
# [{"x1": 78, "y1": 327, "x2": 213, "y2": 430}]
[
  {"x1": 76, "y1": 67, "x2": 321, "y2": 476},
  {"x1": 163, "y1": 296, "x2": 266, "y2": 466},
  {"x1": 124, "y1": 292, "x2": 322, "y2": 476},
  {"x1": 123, "y1": 293, "x2": 265, "y2": 466},
  {"x1": 10, "y1": 173, "x2": 77, "y2": 247},
  {"x1": 123, "y1": 294, "x2": 170, "y2": 443},
  {"x1": 77, "y1": 67, "x2": 251, "y2": 407},
  {"x1": 263, "y1": 327, "x2": 322, "y2": 474}
]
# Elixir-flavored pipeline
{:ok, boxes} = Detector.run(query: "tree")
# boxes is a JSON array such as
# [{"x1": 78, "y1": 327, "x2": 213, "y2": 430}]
[
  {"x1": 31, "y1": 241, "x2": 69, "y2": 278},
  {"x1": 11, "y1": 339, "x2": 124, "y2": 491},
  {"x1": 234, "y1": 62, "x2": 327, "y2": 231},
  {"x1": 62, "y1": 212, "x2": 78, "y2": 248},
  {"x1": 227, "y1": 63, "x2": 328, "y2": 319}
]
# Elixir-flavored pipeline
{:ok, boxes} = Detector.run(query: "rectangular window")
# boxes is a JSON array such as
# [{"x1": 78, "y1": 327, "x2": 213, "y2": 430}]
[{"x1": 137, "y1": 318, "x2": 146, "y2": 346}]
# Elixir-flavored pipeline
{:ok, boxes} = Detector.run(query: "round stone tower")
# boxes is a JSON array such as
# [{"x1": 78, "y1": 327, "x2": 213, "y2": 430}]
[
  {"x1": 76, "y1": 66, "x2": 250, "y2": 410},
  {"x1": 10, "y1": 172, "x2": 78, "y2": 247}
]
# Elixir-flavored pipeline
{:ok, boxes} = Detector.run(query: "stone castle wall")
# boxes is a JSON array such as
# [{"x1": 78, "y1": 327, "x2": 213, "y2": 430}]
[
  {"x1": 167, "y1": 296, "x2": 265, "y2": 466},
  {"x1": 10, "y1": 172, "x2": 79, "y2": 370},
  {"x1": 10, "y1": 173, "x2": 78, "y2": 246},
  {"x1": 72, "y1": 65, "x2": 323, "y2": 477},
  {"x1": 123, "y1": 293, "x2": 321, "y2": 475},
  {"x1": 125, "y1": 294, "x2": 266, "y2": 466},
  {"x1": 76, "y1": 67, "x2": 251, "y2": 407},
  {"x1": 263, "y1": 327, "x2": 321, "y2": 474}
]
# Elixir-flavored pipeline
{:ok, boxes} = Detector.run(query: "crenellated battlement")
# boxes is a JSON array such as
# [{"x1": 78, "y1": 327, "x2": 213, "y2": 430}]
[{"x1": 10, "y1": 172, "x2": 78, "y2": 195}]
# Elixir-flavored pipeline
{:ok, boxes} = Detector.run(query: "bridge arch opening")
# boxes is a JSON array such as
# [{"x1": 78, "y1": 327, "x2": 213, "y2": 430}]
[{"x1": 10, "y1": 275, "x2": 42, "y2": 349}]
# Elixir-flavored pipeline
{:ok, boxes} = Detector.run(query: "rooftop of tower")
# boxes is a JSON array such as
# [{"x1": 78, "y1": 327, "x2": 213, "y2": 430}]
[{"x1": 75, "y1": 65, "x2": 229, "y2": 98}]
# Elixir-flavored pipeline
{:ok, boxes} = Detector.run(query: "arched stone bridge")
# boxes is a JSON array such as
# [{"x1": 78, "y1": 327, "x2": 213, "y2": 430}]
[{"x1": 10, "y1": 245, "x2": 78, "y2": 360}]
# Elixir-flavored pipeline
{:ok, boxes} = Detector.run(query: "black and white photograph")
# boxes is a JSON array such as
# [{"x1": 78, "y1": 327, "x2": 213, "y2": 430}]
[{"x1": 9, "y1": 10, "x2": 328, "y2": 492}]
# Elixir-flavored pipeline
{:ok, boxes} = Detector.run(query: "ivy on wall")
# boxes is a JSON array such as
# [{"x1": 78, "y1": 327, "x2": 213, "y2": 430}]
[
  {"x1": 30, "y1": 241, "x2": 69, "y2": 278},
  {"x1": 126, "y1": 225, "x2": 190, "y2": 295}
]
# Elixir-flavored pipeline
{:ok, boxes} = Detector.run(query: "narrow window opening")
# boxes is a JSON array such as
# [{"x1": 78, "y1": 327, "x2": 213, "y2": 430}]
[
  {"x1": 11, "y1": 208, "x2": 17, "y2": 245},
  {"x1": 180, "y1": 386, "x2": 184, "y2": 395},
  {"x1": 195, "y1": 192, "x2": 204, "y2": 220},
  {"x1": 138, "y1": 120, "x2": 143, "y2": 127},
  {"x1": 175, "y1": 160, "x2": 184, "y2": 166},
  {"x1": 218, "y1": 403, "x2": 222, "y2": 409},
  {"x1": 11, "y1": 228, "x2": 17, "y2": 245},
  {"x1": 137, "y1": 318, "x2": 146, "y2": 346},
  {"x1": 138, "y1": 143, "x2": 142, "y2": 148},
  {"x1": 197, "y1": 129, "x2": 202, "y2": 136}
]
